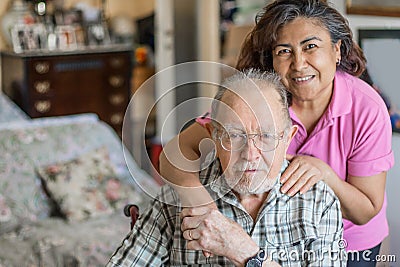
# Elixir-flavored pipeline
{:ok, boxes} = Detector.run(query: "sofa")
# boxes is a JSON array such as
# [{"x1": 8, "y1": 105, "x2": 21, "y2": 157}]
[{"x1": 0, "y1": 93, "x2": 159, "y2": 266}]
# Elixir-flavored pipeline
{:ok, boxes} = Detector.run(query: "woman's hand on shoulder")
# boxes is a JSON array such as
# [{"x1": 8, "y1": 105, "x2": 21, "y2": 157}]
[{"x1": 280, "y1": 154, "x2": 334, "y2": 196}]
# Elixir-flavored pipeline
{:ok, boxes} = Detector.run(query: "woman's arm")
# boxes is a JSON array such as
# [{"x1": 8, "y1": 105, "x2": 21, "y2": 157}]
[
  {"x1": 280, "y1": 155, "x2": 386, "y2": 225},
  {"x1": 328, "y1": 172, "x2": 386, "y2": 225},
  {"x1": 159, "y1": 123, "x2": 216, "y2": 207}
]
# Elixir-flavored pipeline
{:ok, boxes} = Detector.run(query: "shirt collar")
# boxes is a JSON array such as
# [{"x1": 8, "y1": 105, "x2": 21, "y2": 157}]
[{"x1": 329, "y1": 71, "x2": 353, "y2": 118}]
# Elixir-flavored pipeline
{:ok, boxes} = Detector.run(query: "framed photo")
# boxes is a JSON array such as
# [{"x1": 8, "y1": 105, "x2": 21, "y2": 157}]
[
  {"x1": 347, "y1": 0, "x2": 400, "y2": 17},
  {"x1": 55, "y1": 25, "x2": 78, "y2": 50},
  {"x1": 87, "y1": 23, "x2": 111, "y2": 47},
  {"x1": 11, "y1": 24, "x2": 47, "y2": 53},
  {"x1": 358, "y1": 29, "x2": 400, "y2": 132}
]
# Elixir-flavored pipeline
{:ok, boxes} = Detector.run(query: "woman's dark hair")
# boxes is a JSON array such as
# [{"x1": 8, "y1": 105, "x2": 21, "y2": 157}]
[{"x1": 236, "y1": 0, "x2": 366, "y2": 77}]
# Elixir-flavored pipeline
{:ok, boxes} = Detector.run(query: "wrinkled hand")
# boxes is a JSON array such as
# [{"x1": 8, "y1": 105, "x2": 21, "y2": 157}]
[
  {"x1": 280, "y1": 154, "x2": 333, "y2": 196},
  {"x1": 181, "y1": 205, "x2": 258, "y2": 266}
]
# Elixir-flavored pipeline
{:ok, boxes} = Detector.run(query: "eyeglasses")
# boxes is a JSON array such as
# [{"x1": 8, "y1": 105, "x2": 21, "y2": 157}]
[{"x1": 216, "y1": 129, "x2": 285, "y2": 152}]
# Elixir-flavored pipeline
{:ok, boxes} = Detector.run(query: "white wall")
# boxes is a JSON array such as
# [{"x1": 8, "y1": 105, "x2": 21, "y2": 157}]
[
  {"x1": 387, "y1": 134, "x2": 400, "y2": 262},
  {"x1": 333, "y1": 1, "x2": 400, "y2": 40}
]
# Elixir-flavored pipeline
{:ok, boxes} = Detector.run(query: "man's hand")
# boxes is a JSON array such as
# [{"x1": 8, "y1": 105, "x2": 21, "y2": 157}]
[
  {"x1": 280, "y1": 154, "x2": 335, "y2": 196},
  {"x1": 181, "y1": 205, "x2": 259, "y2": 266}
]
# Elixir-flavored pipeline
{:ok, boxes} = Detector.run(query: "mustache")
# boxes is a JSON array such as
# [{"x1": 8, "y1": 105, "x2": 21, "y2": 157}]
[{"x1": 232, "y1": 161, "x2": 270, "y2": 172}]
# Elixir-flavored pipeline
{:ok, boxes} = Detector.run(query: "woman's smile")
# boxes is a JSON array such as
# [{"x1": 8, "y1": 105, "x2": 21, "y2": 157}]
[{"x1": 292, "y1": 75, "x2": 314, "y2": 83}]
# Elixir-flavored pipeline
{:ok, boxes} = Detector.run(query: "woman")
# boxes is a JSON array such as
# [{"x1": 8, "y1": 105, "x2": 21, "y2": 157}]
[{"x1": 159, "y1": 0, "x2": 394, "y2": 266}]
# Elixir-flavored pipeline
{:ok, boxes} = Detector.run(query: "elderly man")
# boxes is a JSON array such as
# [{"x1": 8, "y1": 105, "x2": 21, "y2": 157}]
[{"x1": 107, "y1": 70, "x2": 344, "y2": 266}]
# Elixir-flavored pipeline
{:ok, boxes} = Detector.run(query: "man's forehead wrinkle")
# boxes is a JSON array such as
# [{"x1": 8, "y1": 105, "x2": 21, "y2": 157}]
[
  {"x1": 215, "y1": 79, "x2": 285, "y2": 134},
  {"x1": 220, "y1": 93, "x2": 275, "y2": 117},
  {"x1": 214, "y1": 99, "x2": 243, "y2": 124},
  {"x1": 221, "y1": 124, "x2": 277, "y2": 133},
  {"x1": 226, "y1": 84, "x2": 264, "y2": 104},
  {"x1": 216, "y1": 99, "x2": 278, "y2": 132},
  {"x1": 221, "y1": 90, "x2": 267, "y2": 113},
  {"x1": 224, "y1": 82, "x2": 276, "y2": 110}
]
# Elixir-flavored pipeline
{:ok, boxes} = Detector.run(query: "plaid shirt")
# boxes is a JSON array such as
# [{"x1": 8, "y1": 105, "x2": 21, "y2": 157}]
[{"x1": 107, "y1": 159, "x2": 345, "y2": 266}]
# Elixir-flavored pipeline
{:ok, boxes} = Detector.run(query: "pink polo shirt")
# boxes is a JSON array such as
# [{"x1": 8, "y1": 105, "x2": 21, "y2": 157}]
[
  {"x1": 196, "y1": 71, "x2": 394, "y2": 251},
  {"x1": 287, "y1": 71, "x2": 394, "y2": 251}
]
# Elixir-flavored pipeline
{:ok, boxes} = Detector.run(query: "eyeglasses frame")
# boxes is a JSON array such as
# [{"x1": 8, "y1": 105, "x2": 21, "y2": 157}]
[{"x1": 214, "y1": 128, "x2": 286, "y2": 152}]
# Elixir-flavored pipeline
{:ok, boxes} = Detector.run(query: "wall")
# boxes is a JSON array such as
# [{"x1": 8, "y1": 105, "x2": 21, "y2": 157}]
[
  {"x1": 387, "y1": 134, "x2": 400, "y2": 263},
  {"x1": 334, "y1": 1, "x2": 400, "y2": 39},
  {"x1": 0, "y1": 0, "x2": 155, "y2": 50}
]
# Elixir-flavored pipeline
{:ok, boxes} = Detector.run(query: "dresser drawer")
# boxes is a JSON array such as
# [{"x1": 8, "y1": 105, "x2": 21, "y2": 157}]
[
  {"x1": 104, "y1": 53, "x2": 130, "y2": 70},
  {"x1": 1, "y1": 49, "x2": 133, "y2": 137}
]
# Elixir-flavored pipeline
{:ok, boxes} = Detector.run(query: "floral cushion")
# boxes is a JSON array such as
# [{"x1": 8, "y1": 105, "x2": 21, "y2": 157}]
[
  {"x1": 37, "y1": 146, "x2": 133, "y2": 221},
  {"x1": 0, "y1": 112, "x2": 159, "y2": 266},
  {"x1": 0, "y1": 193, "x2": 19, "y2": 234},
  {"x1": 0, "y1": 113, "x2": 157, "y2": 223}
]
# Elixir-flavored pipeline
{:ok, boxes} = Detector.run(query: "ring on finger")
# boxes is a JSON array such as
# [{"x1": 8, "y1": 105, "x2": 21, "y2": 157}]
[{"x1": 188, "y1": 230, "x2": 193, "y2": 240}]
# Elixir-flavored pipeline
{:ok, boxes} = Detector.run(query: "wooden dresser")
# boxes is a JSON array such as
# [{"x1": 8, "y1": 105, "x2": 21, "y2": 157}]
[{"x1": 1, "y1": 47, "x2": 133, "y2": 137}]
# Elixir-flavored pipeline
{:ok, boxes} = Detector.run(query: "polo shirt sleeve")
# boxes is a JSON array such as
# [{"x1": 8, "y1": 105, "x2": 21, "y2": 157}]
[
  {"x1": 195, "y1": 111, "x2": 211, "y2": 127},
  {"x1": 347, "y1": 109, "x2": 394, "y2": 177}
]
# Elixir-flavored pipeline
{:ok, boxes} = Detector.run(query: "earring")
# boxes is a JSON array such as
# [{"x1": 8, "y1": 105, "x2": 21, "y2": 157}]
[{"x1": 336, "y1": 58, "x2": 341, "y2": 66}]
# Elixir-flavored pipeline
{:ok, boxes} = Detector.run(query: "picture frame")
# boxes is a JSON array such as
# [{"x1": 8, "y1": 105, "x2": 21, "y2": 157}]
[
  {"x1": 86, "y1": 23, "x2": 111, "y2": 47},
  {"x1": 11, "y1": 24, "x2": 47, "y2": 53},
  {"x1": 346, "y1": 0, "x2": 400, "y2": 17},
  {"x1": 54, "y1": 25, "x2": 78, "y2": 51},
  {"x1": 358, "y1": 29, "x2": 400, "y2": 132}
]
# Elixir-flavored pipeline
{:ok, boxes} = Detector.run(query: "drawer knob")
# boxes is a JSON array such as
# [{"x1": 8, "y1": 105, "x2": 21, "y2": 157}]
[
  {"x1": 110, "y1": 113, "x2": 123, "y2": 125},
  {"x1": 109, "y1": 75, "x2": 124, "y2": 88},
  {"x1": 35, "y1": 62, "x2": 50, "y2": 74},
  {"x1": 110, "y1": 57, "x2": 124, "y2": 68},
  {"x1": 109, "y1": 94, "x2": 125, "y2": 105},
  {"x1": 34, "y1": 81, "x2": 50, "y2": 94},
  {"x1": 34, "y1": 100, "x2": 51, "y2": 113}
]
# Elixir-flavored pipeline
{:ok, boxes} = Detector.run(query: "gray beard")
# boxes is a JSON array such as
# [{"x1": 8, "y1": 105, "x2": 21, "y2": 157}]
[{"x1": 225, "y1": 173, "x2": 278, "y2": 195}]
